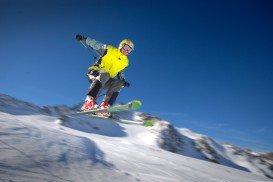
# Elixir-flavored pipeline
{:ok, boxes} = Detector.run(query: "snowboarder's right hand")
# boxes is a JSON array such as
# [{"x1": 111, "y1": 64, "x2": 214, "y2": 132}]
[
  {"x1": 89, "y1": 70, "x2": 99, "y2": 77},
  {"x1": 123, "y1": 81, "x2": 130, "y2": 88},
  {"x1": 76, "y1": 34, "x2": 86, "y2": 41}
]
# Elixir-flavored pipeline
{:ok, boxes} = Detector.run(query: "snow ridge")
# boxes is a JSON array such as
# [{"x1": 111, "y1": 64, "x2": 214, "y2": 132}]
[{"x1": 0, "y1": 93, "x2": 272, "y2": 181}]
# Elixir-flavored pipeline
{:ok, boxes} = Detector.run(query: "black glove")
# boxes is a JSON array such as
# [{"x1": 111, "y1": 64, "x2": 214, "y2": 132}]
[
  {"x1": 123, "y1": 81, "x2": 130, "y2": 88},
  {"x1": 76, "y1": 34, "x2": 86, "y2": 41},
  {"x1": 89, "y1": 70, "x2": 99, "y2": 77}
]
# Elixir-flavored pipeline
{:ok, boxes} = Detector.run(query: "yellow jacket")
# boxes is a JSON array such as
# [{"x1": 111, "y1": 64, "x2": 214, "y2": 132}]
[{"x1": 95, "y1": 45, "x2": 129, "y2": 78}]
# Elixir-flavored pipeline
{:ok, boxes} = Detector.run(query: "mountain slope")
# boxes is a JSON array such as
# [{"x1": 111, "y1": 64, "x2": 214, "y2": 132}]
[
  {"x1": 179, "y1": 128, "x2": 273, "y2": 179},
  {"x1": 132, "y1": 111, "x2": 273, "y2": 179},
  {"x1": 0, "y1": 93, "x2": 272, "y2": 181}
]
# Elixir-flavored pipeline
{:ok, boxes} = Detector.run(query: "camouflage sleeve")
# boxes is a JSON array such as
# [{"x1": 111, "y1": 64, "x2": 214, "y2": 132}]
[{"x1": 85, "y1": 37, "x2": 107, "y2": 56}]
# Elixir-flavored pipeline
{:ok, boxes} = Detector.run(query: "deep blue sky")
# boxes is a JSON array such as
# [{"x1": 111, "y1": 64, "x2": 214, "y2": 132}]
[{"x1": 1, "y1": 0, "x2": 273, "y2": 151}]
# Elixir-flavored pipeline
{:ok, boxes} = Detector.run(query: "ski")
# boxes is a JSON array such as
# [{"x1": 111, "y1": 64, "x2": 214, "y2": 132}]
[
  {"x1": 72, "y1": 100, "x2": 142, "y2": 116},
  {"x1": 85, "y1": 113, "x2": 144, "y2": 124},
  {"x1": 114, "y1": 117, "x2": 144, "y2": 125},
  {"x1": 88, "y1": 114, "x2": 110, "y2": 119},
  {"x1": 58, "y1": 100, "x2": 143, "y2": 124}
]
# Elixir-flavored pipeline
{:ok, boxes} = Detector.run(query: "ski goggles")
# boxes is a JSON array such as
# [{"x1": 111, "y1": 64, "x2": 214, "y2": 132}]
[{"x1": 122, "y1": 44, "x2": 133, "y2": 53}]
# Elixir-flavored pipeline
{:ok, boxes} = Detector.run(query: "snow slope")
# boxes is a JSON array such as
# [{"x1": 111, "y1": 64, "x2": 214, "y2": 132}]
[{"x1": 0, "y1": 93, "x2": 272, "y2": 182}]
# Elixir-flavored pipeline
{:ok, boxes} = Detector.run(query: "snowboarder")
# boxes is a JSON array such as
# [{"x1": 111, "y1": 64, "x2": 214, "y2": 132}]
[{"x1": 75, "y1": 34, "x2": 134, "y2": 116}]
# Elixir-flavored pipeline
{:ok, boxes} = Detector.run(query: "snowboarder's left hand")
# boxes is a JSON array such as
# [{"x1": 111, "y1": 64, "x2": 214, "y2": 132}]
[
  {"x1": 76, "y1": 34, "x2": 86, "y2": 41},
  {"x1": 123, "y1": 81, "x2": 130, "y2": 88}
]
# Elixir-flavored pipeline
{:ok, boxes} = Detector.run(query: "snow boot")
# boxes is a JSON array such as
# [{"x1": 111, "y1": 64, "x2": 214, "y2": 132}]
[
  {"x1": 81, "y1": 96, "x2": 98, "y2": 111},
  {"x1": 97, "y1": 101, "x2": 111, "y2": 117}
]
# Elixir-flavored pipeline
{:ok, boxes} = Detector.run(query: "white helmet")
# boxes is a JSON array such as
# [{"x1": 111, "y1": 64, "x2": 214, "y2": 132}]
[{"x1": 119, "y1": 39, "x2": 134, "y2": 51}]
